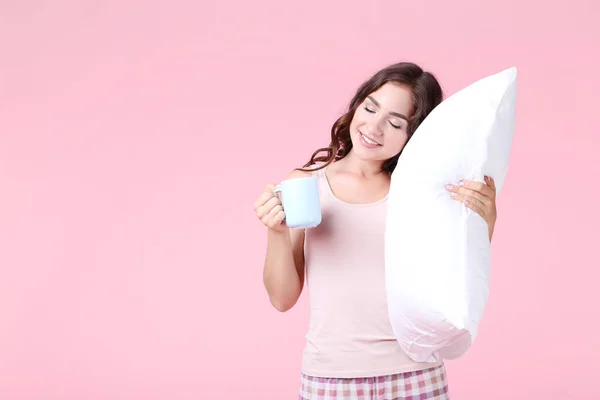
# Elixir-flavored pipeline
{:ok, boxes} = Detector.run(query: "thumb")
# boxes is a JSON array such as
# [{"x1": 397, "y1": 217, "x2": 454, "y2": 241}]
[{"x1": 485, "y1": 176, "x2": 496, "y2": 190}]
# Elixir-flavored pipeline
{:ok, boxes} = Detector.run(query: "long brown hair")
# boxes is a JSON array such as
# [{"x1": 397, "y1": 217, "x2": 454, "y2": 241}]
[{"x1": 299, "y1": 62, "x2": 443, "y2": 174}]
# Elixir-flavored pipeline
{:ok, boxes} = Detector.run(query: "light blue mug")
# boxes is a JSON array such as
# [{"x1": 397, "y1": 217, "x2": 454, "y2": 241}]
[{"x1": 274, "y1": 176, "x2": 322, "y2": 229}]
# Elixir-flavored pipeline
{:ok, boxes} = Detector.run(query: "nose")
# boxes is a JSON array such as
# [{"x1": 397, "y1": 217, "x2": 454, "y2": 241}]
[{"x1": 365, "y1": 123, "x2": 384, "y2": 137}]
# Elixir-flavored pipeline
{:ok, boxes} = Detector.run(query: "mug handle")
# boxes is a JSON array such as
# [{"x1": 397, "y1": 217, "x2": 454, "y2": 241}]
[{"x1": 273, "y1": 185, "x2": 286, "y2": 222}]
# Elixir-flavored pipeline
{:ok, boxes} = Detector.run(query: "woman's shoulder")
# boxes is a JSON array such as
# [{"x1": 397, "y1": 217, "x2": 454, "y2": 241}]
[
  {"x1": 284, "y1": 164, "x2": 323, "y2": 180},
  {"x1": 285, "y1": 169, "x2": 313, "y2": 180}
]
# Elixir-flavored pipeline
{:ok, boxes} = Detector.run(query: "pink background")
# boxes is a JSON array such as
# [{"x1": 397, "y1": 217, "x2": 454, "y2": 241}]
[{"x1": 1, "y1": 1, "x2": 599, "y2": 399}]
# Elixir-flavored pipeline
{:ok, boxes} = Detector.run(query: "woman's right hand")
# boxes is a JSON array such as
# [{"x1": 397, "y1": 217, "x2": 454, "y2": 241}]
[{"x1": 253, "y1": 184, "x2": 287, "y2": 233}]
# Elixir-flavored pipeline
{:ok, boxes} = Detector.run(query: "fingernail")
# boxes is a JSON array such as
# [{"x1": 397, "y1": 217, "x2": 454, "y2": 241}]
[
  {"x1": 464, "y1": 200, "x2": 469, "y2": 205},
  {"x1": 445, "y1": 184, "x2": 453, "y2": 190},
  {"x1": 450, "y1": 193, "x2": 458, "y2": 198},
  {"x1": 458, "y1": 181, "x2": 464, "y2": 186}
]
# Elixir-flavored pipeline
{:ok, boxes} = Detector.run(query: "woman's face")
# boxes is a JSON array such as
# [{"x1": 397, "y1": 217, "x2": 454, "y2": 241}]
[{"x1": 349, "y1": 82, "x2": 413, "y2": 163}]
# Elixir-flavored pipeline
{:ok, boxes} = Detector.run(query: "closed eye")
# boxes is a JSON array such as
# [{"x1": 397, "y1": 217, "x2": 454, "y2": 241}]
[
  {"x1": 364, "y1": 106, "x2": 375, "y2": 113},
  {"x1": 389, "y1": 121, "x2": 402, "y2": 129}
]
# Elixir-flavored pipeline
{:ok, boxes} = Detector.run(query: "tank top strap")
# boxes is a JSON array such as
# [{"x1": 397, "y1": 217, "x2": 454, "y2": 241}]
[
  {"x1": 312, "y1": 165, "x2": 332, "y2": 200},
  {"x1": 314, "y1": 165, "x2": 325, "y2": 178},
  {"x1": 302, "y1": 164, "x2": 331, "y2": 201}
]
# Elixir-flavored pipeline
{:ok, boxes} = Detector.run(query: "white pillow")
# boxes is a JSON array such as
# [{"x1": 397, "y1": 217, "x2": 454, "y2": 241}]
[{"x1": 384, "y1": 67, "x2": 518, "y2": 363}]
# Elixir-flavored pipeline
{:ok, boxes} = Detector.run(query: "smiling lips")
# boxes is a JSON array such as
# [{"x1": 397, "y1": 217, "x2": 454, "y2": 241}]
[{"x1": 359, "y1": 131, "x2": 382, "y2": 149}]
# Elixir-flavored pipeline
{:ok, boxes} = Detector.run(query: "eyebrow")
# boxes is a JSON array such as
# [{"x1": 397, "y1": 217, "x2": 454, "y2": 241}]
[{"x1": 367, "y1": 96, "x2": 408, "y2": 121}]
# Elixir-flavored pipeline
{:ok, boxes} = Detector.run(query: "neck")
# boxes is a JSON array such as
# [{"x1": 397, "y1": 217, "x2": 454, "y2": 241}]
[{"x1": 336, "y1": 150, "x2": 386, "y2": 178}]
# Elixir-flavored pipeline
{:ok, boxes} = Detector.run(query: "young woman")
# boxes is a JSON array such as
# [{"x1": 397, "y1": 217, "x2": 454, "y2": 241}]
[{"x1": 253, "y1": 62, "x2": 498, "y2": 399}]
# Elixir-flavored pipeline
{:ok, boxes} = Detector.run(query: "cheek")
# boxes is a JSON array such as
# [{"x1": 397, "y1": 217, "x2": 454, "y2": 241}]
[
  {"x1": 349, "y1": 115, "x2": 362, "y2": 130},
  {"x1": 385, "y1": 132, "x2": 409, "y2": 153},
  {"x1": 348, "y1": 117, "x2": 362, "y2": 139}
]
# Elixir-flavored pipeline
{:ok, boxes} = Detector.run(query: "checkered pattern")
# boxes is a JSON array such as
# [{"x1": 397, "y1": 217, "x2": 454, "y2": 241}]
[{"x1": 299, "y1": 365, "x2": 449, "y2": 400}]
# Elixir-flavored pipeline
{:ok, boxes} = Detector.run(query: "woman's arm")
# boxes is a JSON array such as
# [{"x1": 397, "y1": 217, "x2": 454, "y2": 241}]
[
  {"x1": 256, "y1": 169, "x2": 312, "y2": 312},
  {"x1": 263, "y1": 226, "x2": 306, "y2": 312}
]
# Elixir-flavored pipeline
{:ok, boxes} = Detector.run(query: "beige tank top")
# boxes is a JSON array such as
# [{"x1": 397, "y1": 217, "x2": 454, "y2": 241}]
[{"x1": 301, "y1": 167, "x2": 442, "y2": 378}]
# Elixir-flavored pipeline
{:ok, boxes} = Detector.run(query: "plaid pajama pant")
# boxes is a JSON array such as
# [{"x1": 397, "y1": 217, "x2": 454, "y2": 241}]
[{"x1": 299, "y1": 365, "x2": 449, "y2": 400}]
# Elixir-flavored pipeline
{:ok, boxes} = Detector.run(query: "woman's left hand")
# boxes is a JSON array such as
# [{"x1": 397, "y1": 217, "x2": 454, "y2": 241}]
[{"x1": 446, "y1": 176, "x2": 497, "y2": 241}]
